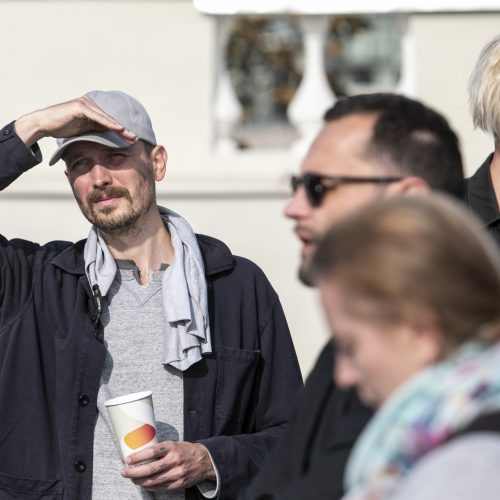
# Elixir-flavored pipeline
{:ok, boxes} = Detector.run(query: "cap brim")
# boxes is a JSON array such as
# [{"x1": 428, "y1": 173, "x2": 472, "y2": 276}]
[{"x1": 48, "y1": 132, "x2": 131, "y2": 166}]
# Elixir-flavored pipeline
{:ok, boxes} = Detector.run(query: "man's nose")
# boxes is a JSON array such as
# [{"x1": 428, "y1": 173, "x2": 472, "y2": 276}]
[
  {"x1": 283, "y1": 186, "x2": 312, "y2": 220},
  {"x1": 89, "y1": 163, "x2": 113, "y2": 188}
]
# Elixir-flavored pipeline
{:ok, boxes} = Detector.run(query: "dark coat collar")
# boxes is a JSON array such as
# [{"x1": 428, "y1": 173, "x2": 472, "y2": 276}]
[
  {"x1": 466, "y1": 153, "x2": 500, "y2": 227},
  {"x1": 195, "y1": 233, "x2": 237, "y2": 276},
  {"x1": 50, "y1": 233, "x2": 236, "y2": 277}
]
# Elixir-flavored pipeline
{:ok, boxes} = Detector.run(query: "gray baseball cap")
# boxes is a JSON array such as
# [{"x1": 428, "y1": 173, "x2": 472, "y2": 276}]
[{"x1": 49, "y1": 90, "x2": 157, "y2": 166}]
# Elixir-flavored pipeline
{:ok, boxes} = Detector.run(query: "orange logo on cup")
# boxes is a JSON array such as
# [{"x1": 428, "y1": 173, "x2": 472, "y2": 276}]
[{"x1": 124, "y1": 423, "x2": 157, "y2": 450}]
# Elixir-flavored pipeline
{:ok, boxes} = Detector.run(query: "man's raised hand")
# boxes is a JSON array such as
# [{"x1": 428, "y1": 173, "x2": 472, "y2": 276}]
[{"x1": 14, "y1": 95, "x2": 137, "y2": 147}]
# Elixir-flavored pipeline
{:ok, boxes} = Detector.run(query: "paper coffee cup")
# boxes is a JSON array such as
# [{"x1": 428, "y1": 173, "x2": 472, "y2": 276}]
[{"x1": 105, "y1": 391, "x2": 158, "y2": 459}]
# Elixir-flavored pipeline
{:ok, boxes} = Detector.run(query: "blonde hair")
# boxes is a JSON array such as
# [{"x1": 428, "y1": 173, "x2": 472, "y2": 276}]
[
  {"x1": 469, "y1": 35, "x2": 500, "y2": 141},
  {"x1": 313, "y1": 195, "x2": 500, "y2": 347}
]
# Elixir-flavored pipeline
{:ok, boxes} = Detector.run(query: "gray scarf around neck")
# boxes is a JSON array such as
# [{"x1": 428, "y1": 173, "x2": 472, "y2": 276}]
[{"x1": 83, "y1": 206, "x2": 212, "y2": 371}]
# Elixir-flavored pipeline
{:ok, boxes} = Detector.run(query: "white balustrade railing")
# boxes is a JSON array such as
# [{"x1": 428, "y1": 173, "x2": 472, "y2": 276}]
[
  {"x1": 394, "y1": 17, "x2": 416, "y2": 97},
  {"x1": 287, "y1": 16, "x2": 335, "y2": 156},
  {"x1": 210, "y1": 13, "x2": 412, "y2": 155},
  {"x1": 213, "y1": 16, "x2": 244, "y2": 155},
  {"x1": 200, "y1": 0, "x2": 498, "y2": 155}
]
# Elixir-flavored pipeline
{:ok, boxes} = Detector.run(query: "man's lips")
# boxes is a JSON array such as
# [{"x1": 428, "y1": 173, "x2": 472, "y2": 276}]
[
  {"x1": 294, "y1": 227, "x2": 317, "y2": 256},
  {"x1": 300, "y1": 240, "x2": 317, "y2": 257},
  {"x1": 93, "y1": 196, "x2": 121, "y2": 207}
]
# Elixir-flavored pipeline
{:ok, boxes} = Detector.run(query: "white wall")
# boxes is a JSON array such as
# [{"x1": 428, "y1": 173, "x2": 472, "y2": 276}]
[
  {"x1": 1, "y1": 1, "x2": 500, "y2": 376},
  {"x1": 412, "y1": 13, "x2": 498, "y2": 175}
]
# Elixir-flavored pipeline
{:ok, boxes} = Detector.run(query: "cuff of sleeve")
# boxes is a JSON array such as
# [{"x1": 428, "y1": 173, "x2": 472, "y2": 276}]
[
  {"x1": 195, "y1": 447, "x2": 220, "y2": 499},
  {"x1": 1, "y1": 122, "x2": 42, "y2": 167}
]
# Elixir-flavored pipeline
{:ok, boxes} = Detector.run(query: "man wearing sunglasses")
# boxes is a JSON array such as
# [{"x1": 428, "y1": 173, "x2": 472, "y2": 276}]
[{"x1": 242, "y1": 93, "x2": 464, "y2": 500}]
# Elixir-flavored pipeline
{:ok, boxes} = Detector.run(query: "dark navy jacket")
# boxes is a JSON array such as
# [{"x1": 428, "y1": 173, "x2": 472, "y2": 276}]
[{"x1": 0, "y1": 124, "x2": 302, "y2": 499}]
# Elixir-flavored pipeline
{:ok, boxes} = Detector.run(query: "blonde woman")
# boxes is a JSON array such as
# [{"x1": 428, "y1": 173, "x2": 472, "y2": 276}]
[
  {"x1": 467, "y1": 34, "x2": 500, "y2": 247},
  {"x1": 314, "y1": 195, "x2": 500, "y2": 500}
]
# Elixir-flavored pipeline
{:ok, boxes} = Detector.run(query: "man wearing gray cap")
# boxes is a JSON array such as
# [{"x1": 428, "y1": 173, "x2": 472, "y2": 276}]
[{"x1": 0, "y1": 91, "x2": 301, "y2": 500}]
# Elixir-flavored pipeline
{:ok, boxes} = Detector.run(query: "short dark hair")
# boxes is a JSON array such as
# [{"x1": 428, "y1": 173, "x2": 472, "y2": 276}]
[{"x1": 324, "y1": 94, "x2": 464, "y2": 198}]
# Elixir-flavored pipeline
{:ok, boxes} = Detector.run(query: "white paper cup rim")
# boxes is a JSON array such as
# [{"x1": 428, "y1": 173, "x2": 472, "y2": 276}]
[{"x1": 104, "y1": 391, "x2": 152, "y2": 407}]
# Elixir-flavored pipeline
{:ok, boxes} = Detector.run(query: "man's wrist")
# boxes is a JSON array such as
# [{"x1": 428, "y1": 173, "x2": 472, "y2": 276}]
[
  {"x1": 195, "y1": 443, "x2": 220, "y2": 499},
  {"x1": 13, "y1": 112, "x2": 45, "y2": 147},
  {"x1": 196, "y1": 443, "x2": 217, "y2": 482}
]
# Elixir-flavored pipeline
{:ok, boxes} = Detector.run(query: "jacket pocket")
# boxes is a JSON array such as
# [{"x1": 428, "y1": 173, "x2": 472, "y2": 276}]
[
  {"x1": 0, "y1": 472, "x2": 63, "y2": 499},
  {"x1": 215, "y1": 346, "x2": 261, "y2": 423}
]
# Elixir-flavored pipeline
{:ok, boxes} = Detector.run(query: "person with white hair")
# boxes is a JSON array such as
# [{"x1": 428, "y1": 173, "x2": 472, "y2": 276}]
[{"x1": 467, "y1": 34, "x2": 500, "y2": 247}]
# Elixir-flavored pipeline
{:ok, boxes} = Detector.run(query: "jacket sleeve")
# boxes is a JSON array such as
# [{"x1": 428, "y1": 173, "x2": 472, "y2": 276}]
[
  {"x1": 236, "y1": 397, "x2": 302, "y2": 500},
  {"x1": 0, "y1": 122, "x2": 42, "y2": 190},
  {"x1": 0, "y1": 121, "x2": 43, "y2": 312},
  {"x1": 198, "y1": 299, "x2": 303, "y2": 500}
]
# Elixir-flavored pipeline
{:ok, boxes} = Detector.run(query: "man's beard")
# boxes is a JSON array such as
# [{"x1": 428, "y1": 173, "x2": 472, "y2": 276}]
[
  {"x1": 76, "y1": 166, "x2": 156, "y2": 236},
  {"x1": 298, "y1": 258, "x2": 316, "y2": 287},
  {"x1": 296, "y1": 234, "x2": 319, "y2": 287}
]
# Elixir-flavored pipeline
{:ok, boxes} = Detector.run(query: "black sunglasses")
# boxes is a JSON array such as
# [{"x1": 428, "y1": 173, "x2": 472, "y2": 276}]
[{"x1": 291, "y1": 172, "x2": 404, "y2": 207}]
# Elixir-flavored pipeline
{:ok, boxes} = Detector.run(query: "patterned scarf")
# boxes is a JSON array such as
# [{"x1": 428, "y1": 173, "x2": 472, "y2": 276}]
[{"x1": 343, "y1": 340, "x2": 500, "y2": 499}]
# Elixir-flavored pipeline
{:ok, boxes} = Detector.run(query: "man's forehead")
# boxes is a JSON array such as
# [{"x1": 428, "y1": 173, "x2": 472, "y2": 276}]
[
  {"x1": 301, "y1": 114, "x2": 378, "y2": 176},
  {"x1": 63, "y1": 141, "x2": 134, "y2": 160}
]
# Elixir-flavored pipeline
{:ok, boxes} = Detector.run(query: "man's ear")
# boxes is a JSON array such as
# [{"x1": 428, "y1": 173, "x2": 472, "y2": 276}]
[
  {"x1": 151, "y1": 145, "x2": 168, "y2": 181},
  {"x1": 383, "y1": 176, "x2": 431, "y2": 198}
]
